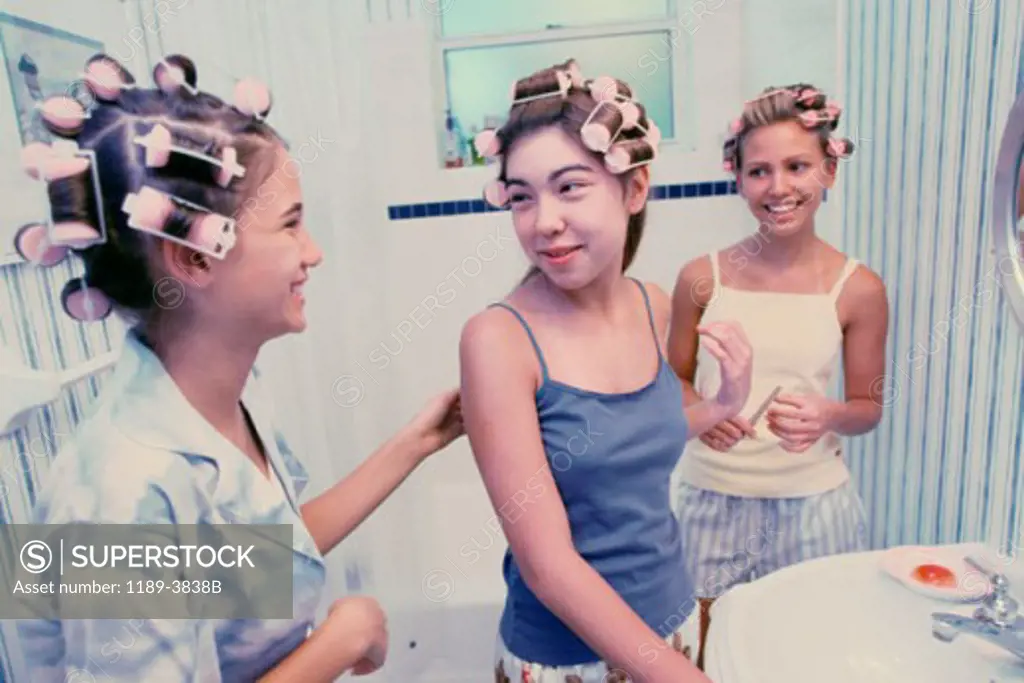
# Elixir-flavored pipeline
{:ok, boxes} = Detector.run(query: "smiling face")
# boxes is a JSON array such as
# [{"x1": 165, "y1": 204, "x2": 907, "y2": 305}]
[
  {"x1": 503, "y1": 126, "x2": 648, "y2": 290},
  {"x1": 170, "y1": 143, "x2": 324, "y2": 342},
  {"x1": 737, "y1": 120, "x2": 835, "y2": 236}
]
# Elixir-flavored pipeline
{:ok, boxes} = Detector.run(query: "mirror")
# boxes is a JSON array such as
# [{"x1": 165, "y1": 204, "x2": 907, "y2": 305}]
[{"x1": 994, "y1": 85, "x2": 1024, "y2": 328}]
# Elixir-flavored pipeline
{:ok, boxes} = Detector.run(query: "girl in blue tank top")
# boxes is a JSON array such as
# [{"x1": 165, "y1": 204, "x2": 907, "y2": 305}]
[{"x1": 459, "y1": 59, "x2": 754, "y2": 683}]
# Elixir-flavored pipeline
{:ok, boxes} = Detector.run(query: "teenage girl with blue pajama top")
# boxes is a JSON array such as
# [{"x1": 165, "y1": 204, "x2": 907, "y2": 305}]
[
  {"x1": 11, "y1": 54, "x2": 463, "y2": 682},
  {"x1": 459, "y1": 60, "x2": 754, "y2": 683},
  {"x1": 668, "y1": 84, "x2": 890, "y2": 665}
]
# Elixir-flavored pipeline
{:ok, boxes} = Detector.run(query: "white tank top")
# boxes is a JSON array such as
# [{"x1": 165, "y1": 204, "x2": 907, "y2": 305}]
[{"x1": 676, "y1": 251, "x2": 859, "y2": 498}]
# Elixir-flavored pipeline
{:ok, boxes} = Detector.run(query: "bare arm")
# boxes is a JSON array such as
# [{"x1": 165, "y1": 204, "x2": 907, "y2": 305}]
[
  {"x1": 828, "y1": 267, "x2": 889, "y2": 436},
  {"x1": 257, "y1": 622, "x2": 370, "y2": 682},
  {"x1": 300, "y1": 433, "x2": 425, "y2": 556},
  {"x1": 459, "y1": 309, "x2": 706, "y2": 683},
  {"x1": 662, "y1": 263, "x2": 738, "y2": 436}
]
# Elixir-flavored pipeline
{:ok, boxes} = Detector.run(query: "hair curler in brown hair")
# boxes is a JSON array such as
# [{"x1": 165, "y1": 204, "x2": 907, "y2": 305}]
[
  {"x1": 84, "y1": 54, "x2": 135, "y2": 101},
  {"x1": 233, "y1": 77, "x2": 273, "y2": 120},
  {"x1": 15, "y1": 140, "x2": 108, "y2": 267},
  {"x1": 39, "y1": 95, "x2": 90, "y2": 136},
  {"x1": 604, "y1": 138, "x2": 657, "y2": 175},
  {"x1": 510, "y1": 68, "x2": 571, "y2": 106},
  {"x1": 134, "y1": 122, "x2": 247, "y2": 188},
  {"x1": 122, "y1": 185, "x2": 238, "y2": 260},
  {"x1": 60, "y1": 277, "x2": 113, "y2": 323},
  {"x1": 153, "y1": 54, "x2": 199, "y2": 96},
  {"x1": 581, "y1": 100, "x2": 626, "y2": 153}
]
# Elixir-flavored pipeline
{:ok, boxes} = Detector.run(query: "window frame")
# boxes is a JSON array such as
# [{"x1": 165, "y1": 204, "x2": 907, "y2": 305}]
[{"x1": 430, "y1": 2, "x2": 695, "y2": 170}]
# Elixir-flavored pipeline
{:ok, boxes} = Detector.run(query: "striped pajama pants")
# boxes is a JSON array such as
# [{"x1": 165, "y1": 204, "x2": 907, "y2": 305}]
[{"x1": 675, "y1": 479, "x2": 869, "y2": 598}]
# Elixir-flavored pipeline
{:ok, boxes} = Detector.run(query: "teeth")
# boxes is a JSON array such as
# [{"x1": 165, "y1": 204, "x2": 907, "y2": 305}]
[{"x1": 766, "y1": 199, "x2": 801, "y2": 213}]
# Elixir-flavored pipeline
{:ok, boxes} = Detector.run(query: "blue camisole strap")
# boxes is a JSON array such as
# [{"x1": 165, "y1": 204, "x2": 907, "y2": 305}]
[
  {"x1": 628, "y1": 277, "x2": 664, "y2": 358},
  {"x1": 489, "y1": 302, "x2": 550, "y2": 382}
]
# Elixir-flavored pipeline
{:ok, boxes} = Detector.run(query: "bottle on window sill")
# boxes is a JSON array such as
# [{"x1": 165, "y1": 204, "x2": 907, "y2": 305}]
[{"x1": 443, "y1": 108, "x2": 464, "y2": 169}]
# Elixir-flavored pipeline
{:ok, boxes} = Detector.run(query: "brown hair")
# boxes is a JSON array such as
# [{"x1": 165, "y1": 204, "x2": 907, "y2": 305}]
[
  {"x1": 723, "y1": 83, "x2": 854, "y2": 173},
  {"x1": 491, "y1": 60, "x2": 656, "y2": 281},
  {"x1": 27, "y1": 53, "x2": 283, "y2": 324}
]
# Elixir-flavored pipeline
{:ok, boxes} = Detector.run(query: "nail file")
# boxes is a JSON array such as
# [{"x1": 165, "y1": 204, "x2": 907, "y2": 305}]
[{"x1": 747, "y1": 385, "x2": 783, "y2": 427}]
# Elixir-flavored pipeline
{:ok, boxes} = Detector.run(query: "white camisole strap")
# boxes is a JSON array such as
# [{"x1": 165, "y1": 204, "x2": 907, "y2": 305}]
[
  {"x1": 829, "y1": 258, "x2": 860, "y2": 301},
  {"x1": 709, "y1": 252, "x2": 722, "y2": 294}
]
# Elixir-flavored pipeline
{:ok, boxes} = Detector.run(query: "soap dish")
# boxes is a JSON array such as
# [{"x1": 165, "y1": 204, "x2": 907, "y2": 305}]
[{"x1": 880, "y1": 545, "x2": 993, "y2": 603}]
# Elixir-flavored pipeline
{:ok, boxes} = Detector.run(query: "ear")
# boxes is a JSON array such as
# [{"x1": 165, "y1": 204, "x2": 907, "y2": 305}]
[
  {"x1": 158, "y1": 239, "x2": 214, "y2": 289},
  {"x1": 819, "y1": 158, "x2": 838, "y2": 190},
  {"x1": 625, "y1": 166, "x2": 651, "y2": 215}
]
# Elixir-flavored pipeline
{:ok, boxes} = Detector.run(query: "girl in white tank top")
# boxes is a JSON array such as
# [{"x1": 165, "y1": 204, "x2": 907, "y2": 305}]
[{"x1": 667, "y1": 84, "x2": 890, "y2": 662}]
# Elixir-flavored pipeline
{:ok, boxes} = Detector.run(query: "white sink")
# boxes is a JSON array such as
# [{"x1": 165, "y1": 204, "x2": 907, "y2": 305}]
[{"x1": 704, "y1": 543, "x2": 1024, "y2": 682}]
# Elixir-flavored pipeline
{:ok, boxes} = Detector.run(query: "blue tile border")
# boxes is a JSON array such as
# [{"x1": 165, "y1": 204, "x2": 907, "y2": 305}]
[
  {"x1": 387, "y1": 180, "x2": 740, "y2": 220},
  {"x1": 386, "y1": 180, "x2": 829, "y2": 220}
]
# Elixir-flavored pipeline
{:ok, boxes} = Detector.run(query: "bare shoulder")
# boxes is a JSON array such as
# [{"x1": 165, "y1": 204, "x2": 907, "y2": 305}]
[
  {"x1": 461, "y1": 305, "x2": 524, "y2": 356},
  {"x1": 672, "y1": 253, "x2": 716, "y2": 308},
  {"x1": 837, "y1": 261, "x2": 889, "y2": 327},
  {"x1": 642, "y1": 280, "x2": 672, "y2": 317},
  {"x1": 460, "y1": 305, "x2": 541, "y2": 384},
  {"x1": 846, "y1": 262, "x2": 888, "y2": 305}
]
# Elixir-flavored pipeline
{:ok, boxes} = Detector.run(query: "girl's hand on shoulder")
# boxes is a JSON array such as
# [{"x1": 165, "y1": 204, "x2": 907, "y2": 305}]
[
  {"x1": 696, "y1": 321, "x2": 753, "y2": 419},
  {"x1": 400, "y1": 388, "x2": 464, "y2": 462}
]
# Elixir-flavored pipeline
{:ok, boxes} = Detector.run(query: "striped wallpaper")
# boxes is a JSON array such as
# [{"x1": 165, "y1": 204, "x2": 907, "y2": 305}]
[
  {"x1": 840, "y1": 0, "x2": 1024, "y2": 554},
  {"x1": 0, "y1": 259, "x2": 124, "y2": 680}
]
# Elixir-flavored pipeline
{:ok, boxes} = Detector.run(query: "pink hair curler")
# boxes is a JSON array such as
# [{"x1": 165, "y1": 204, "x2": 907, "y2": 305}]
[
  {"x1": 153, "y1": 55, "x2": 198, "y2": 96},
  {"x1": 50, "y1": 223, "x2": 103, "y2": 249},
  {"x1": 589, "y1": 76, "x2": 621, "y2": 103},
  {"x1": 580, "y1": 100, "x2": 626, "y2": 154},
  {"x1": 122, "y1": 185, "x2": 238, "y2": 259},
  {"x1": 135, "y1": 123, "x2": 174, "y2": 167},
  {"x1": 604, "y1": 139, "x2": 656, "y2": 174},
  {"x1": 84, "y1": 57, "x2": 130, "y2": 101},
  {"x1": 233, "y1": 78, "x2": 273, "y2": 119},
  {"x1": 827, "y1": 137, "x2": 849, "y2": 158},
  {"x1": 473, "y1": 129, "x2": 501, "y2": 158},
  {"x1": 31, "y1": 140, "x2": 108, "y2": 249},
  {"x1": 39, "y1": 96, "x2": 89, "y2": 136},
  {"x1": 13, "y1": 223, "x2": 69, "y2": 268},
  {"x1": 134, "y1": 123, "x2": 246, "y2": 187},
  {"x1": 122, "y1": 185, "x2": 174, "y2": 232},
  {"x1": 510, "y1": 70, "x2": 571, "y2": 106},
  {"x1": 190, "y1": 213, "x2": 236, "y2": 257},
  {"x1": 482, "y1": 179, "x2": 509, "y2": 208},
  {"x1": 798, "y1": 109, "x2": 827, "y2": 128},
  {"x1": 618, "y1": 100, "x2": 641, "y2": 129},
  {"x1": 723, "y1": 159, "x2": 735, "y2": 173},
  {"x1": 729, "y1": 117, "x2": 743, "y2": 135},
  {"x1": 20, "y1": 142, "x2": 57, "y2": 180},
  {"x1": 215, "y1": 147, "x2": 245, "y2": 187},
  {"x1": 796, "y1": 88, "x2": 821, "y2": 107},
  {"x1": 645, "y1": 121, "x2": 662, "y2": 148},
  {"x1": 563, "y1": 60, "x2": 584, "y2": 88},
  {"x1": 61, "y1": 278, "x2": 112, "y2": 323}
]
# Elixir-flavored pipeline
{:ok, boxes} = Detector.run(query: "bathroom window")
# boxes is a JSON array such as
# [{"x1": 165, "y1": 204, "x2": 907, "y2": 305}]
[{"x1": 434, "y1": 0, "x2": 701, "y2": 169}]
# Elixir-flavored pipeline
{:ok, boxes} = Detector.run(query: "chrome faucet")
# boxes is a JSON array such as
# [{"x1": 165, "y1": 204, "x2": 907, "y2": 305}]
[{"x1": 931, "y1": 556, "x2": 1024, "y2": 660}]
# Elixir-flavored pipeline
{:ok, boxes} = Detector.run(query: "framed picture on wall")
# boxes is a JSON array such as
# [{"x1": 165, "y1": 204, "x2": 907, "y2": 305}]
[{"x1": 0, "y1": 12, "x2": 102, "y2": 265}]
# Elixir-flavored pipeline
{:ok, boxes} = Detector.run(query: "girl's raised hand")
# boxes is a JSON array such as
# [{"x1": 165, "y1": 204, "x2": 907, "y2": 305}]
[{"x1": 697, "y1": 321, "x2": 753, "y2": 419}]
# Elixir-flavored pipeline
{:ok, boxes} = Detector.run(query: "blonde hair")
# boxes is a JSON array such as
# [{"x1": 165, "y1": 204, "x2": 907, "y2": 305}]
[{"x1": 723, "y1": 83, "x2": 854, "y2": 173}]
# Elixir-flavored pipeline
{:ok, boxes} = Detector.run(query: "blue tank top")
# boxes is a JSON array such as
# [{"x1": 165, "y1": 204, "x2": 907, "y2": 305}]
[{"x1": 491, "y1": 279, "x2": 697, "y2": 666}]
